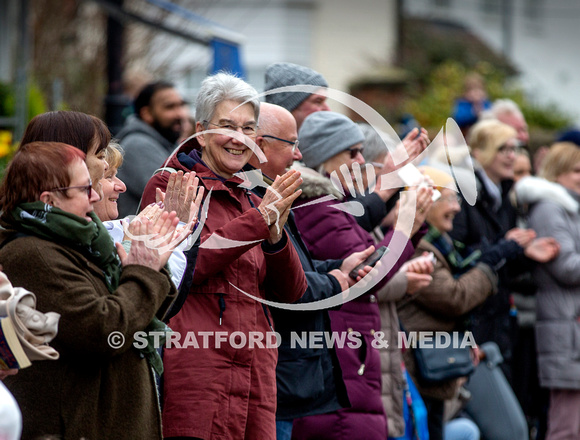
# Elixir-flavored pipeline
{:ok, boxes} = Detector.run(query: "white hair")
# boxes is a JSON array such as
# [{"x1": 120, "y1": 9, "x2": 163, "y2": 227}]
[
  {"x1": 479, "y1": 98, "x2": 523, "y2": 121},
  {"x1": 195, "y1": 73, "x2": 260, "y2": 124}
]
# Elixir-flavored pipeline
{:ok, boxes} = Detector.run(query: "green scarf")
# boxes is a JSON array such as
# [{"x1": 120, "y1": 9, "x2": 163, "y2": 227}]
[
  {"x1": 11, "y1": 202, "x2": 166, "y2": 375},
  {"x1": 12, "y1": 202, "x2": 121, "y2": 291},
  {"x1": 423, "y1": 223, "x2": 481, "y2": 278}
]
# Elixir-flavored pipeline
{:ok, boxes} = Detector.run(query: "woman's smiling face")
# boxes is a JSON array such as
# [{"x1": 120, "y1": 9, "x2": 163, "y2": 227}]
[
  {"x1": 426, "y1": 188, "x2": 462, "y2": 233},
  {"x1": 47, "y1": 159, "x2": 100, "y2": 221},
  {"x1": 197, "y1": 100, "x2": 257, "y2": 179},
  {"x1": 93, "y1": 166, "x2": 126, "y2": 221}
]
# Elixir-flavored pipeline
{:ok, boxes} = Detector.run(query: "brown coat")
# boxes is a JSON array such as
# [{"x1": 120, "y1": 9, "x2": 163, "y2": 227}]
[
  {"x1": 397, "y1": 239, "x2": 497, "y2": 400},
  {"x1": 141, "y1": 146, "x2": 307, "y2": 440},
  {"x1": 0, "y1": 230, "x2": 176, "y2": 440}
]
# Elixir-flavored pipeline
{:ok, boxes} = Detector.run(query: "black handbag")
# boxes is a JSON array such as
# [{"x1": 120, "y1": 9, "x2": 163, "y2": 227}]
[{"x1": 413, "y1": 333, "x2": 475, "y2": 384}]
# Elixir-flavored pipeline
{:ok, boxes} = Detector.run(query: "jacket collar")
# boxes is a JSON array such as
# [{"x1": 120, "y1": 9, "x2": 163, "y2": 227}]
[
  {"x1": 515, "y1": 176, "x2": 580, "y2": 214},
  {"x1": 291, "y1": 163, "x2": 344, "y2": 200},
  {"x1": 173, "y1": 138, "x2": 246, "y2": 192},
  {"x1": 117, "y1": 115, "x2": 175, "y2": 150}
]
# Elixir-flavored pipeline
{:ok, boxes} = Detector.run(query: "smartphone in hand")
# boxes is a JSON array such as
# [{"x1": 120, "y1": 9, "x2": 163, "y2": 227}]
[{"x1": 349, "y1": 246, "x2": 389, "y2": 280}]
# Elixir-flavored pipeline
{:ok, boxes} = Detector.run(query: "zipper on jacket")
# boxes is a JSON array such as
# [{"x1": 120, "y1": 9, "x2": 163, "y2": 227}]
[
  {"x1": 218, "y1": 293, "x2": 226, "y2": 325},
  {"x1": 262, "y1": 304, "x2": 274, "y2": 332}
]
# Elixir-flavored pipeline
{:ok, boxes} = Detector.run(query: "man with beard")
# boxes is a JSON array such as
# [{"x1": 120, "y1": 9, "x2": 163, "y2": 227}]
[{"x1": 117, "y1": 81, "x2": 188, "y2": 217}]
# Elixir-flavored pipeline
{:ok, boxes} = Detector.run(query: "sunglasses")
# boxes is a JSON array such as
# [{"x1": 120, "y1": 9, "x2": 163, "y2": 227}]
[{"x1": 347, "y1": 147, "x2": 364, "y2": 159}]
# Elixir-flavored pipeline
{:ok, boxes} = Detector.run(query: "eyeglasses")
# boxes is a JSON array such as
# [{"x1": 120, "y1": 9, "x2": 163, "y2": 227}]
[
  {"x1": 204, "y1": 120, "x2": 257, "y2": 136},
  {"x1": 261, "y1": 135, "x2": 299, "y2": 152},
  {"x1": 497, "y1": 144, "x2": 518, "y2": 156},
  {"x1": 347, "y1": 147, "x2": 364, "y2": 159},
  {"x1": 50, "y1": 180, "x2": 93, "y2": 198},
  {"x1": 436, "y1": 193, "x2": 462, "y2": 205}
]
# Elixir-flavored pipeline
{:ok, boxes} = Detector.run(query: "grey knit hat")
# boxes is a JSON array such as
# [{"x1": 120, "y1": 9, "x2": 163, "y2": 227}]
[
  {"x1": 264, "y1": 62, "x2": 328, "y2": 112},
  {"x1": 299, "y1": 111, "x2": 365, "y2": 169}
]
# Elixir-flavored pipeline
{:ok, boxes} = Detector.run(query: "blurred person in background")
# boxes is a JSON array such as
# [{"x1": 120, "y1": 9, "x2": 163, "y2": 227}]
[
  {"x1": 517, "y1": 142, "x2": 580, "y2": 440},
  {"x1": 398, "y1": 166, "x2": 557, "y2": 440},
  {"x1": 555, "y1": 128, "x2": 580, "y2": 147},
  {"x1": 480, "y1": 99, "x2": 529, "y2": 147},
  {"x1": 116, "y1": 81, "x2": 188, "y2": 217},
  {"x1": 264, "y1": 62, "x2": 330, "y2": 129},
  {"x1": 509, "y1": 144, "x2": 550, "y2": 439},
  {"x1": 450, "y1": 119, "x2": 547, "y2": 383},
  {"x1": 513, "y1": 148, "x2": 532, "y2": 183},
  {"x1": 452, "y1": 73, "x2": 492, "y2": 135}
]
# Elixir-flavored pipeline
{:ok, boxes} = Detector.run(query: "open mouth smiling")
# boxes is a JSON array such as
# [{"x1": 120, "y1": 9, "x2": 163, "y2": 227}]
[{"x1": 226, "y1": 148, "x2": 245, "y2": 156}]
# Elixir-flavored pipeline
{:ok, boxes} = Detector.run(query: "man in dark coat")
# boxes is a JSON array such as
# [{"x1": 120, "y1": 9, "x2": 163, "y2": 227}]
[
  {"x1": 117, "y1": 81, "x2": 188, "y2": 217},
  {"x1": 247, "y1": 103, "x2": 382, "y2": 439}
]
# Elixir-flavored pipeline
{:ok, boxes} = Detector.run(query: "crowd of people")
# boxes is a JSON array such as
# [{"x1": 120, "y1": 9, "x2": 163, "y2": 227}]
[{"x1": 0, "y1": 62, "x2": 578, "y2": 440}]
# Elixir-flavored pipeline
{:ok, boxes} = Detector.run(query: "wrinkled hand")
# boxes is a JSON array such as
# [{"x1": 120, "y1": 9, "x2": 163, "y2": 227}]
[
  {"x1": 155, "y1": 171, "x2": 204, "y2": 225},
  {"x1": 506, "y1": 228, "x2": 536, "y2": 248},
  {"x1": 125, "y1": 204, "x2": 163, "y2": 240},
  {"x1": 117, "y1": 211, "x2": 181, "y2": 271},
  {"x1": 258, "y1": 169, "x2": 303, "y2": 244},
  {"x1": 405, "y1": 272, "x2": 433, "y2": 294},
  {"x1": 524, "y1": 237, "x2": 560, "y2": 263}
]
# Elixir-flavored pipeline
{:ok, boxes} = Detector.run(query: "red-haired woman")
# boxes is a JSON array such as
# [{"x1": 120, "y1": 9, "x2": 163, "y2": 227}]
[{"x1": 0, "y1": 141, "x2": 180, "y2": 440}]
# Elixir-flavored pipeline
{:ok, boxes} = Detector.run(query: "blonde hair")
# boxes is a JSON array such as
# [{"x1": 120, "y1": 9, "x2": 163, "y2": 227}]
[
  {"x1": 104, "y1": 141, "x2": 124, "y2": 171},
  {"x1": 541, "y1": 142, "x2": 580, "y2": 182},
  {"x1": 467, "y1": 119, "x2": 517, "y2": 166}
]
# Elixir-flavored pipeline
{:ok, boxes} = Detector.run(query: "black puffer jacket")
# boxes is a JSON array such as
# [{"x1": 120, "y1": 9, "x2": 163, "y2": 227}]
[{"x1": 450, "y1": 167, "x2": 526, "y2": 380}]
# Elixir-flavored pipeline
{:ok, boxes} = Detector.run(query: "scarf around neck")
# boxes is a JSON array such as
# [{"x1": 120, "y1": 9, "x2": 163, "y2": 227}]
[
  {"x1": 11, "y1": 202, "x2": 122, "y2": 291},
  {"x1": 423, "y1": 224, "x2": 481, "y2": 277},
  {"x1": 10, "y1": 202, "x2": 171, "y2": 374}
]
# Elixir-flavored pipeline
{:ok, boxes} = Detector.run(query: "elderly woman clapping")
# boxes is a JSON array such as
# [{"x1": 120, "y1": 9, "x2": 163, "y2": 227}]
[
  {"x1": 0, "y1": 142, "x2": 183, "y2": 440},
  {"x1": 141, "y1": 72, "x2": 307, "y2": 439}
]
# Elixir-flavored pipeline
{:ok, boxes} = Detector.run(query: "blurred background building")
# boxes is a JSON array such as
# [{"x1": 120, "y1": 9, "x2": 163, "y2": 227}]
[
  {"x1": 404, "y1": 0, "x2": 580, "y2": 134},
  {"x1": 0, "y1": 0, "x2": 577, "y2": 159}
]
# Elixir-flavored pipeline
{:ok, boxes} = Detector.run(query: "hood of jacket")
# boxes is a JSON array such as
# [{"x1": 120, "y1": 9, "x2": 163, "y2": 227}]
[
  {"x1": 292, "y1": 163, "x2": 344, "y2": 200},
  {"x1": 117, "y1": 114, "x2": 174, "y2": 150},
  {"x1": 515, "y1": 175, "x2": 579, "y2": 214}
]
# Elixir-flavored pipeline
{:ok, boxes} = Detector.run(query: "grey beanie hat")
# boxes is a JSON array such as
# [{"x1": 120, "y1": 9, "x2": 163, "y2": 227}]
[
  {"x1": 299, "y1": 111, "x2": 365, "y2": 169},
  {"x1": 264, "y1": 62, "x2": 328, "y2": 112}
]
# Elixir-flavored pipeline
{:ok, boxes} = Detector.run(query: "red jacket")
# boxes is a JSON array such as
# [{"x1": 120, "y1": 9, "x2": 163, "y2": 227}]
[{"x1": 141, "y1": 141, "x2": 307, "y2": 439}]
